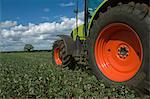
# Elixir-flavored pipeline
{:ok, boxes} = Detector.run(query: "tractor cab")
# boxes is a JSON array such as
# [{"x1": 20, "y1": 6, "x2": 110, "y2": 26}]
[{"x1": 72, "y1": 0, "x2": 105, "y2": 40}]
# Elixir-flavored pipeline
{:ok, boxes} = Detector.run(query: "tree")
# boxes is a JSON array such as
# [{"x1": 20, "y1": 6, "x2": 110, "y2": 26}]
[{"x1": 24, "y1": 44, "x2": 34, "y2": 52}]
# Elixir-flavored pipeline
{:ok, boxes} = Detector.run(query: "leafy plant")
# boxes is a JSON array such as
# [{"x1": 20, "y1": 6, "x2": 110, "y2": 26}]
[{"x1": 0, "y1": 52, "x2": 143, "y2": 98}]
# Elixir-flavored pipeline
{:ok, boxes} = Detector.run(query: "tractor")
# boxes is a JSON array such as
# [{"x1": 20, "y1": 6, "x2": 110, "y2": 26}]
[{"x1": 51, "y1": 0, "x2": 150, "y2": 95}]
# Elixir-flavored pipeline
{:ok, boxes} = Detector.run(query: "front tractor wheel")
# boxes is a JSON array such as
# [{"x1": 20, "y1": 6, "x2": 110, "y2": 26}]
[
  {"x1": 51, "y1": 40, "x2": 74, "y2": 68},
  {"x1": 88, "y1": 2, "x2": 150, "y2": 95},
  {"x1": 53, "y1": 47, "x2": 62, "y2": 65}
]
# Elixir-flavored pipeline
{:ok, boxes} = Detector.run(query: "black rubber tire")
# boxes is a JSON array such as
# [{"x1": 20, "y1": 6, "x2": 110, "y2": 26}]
[
  {"x1": 88, "y1": 2, "x2": 150, "y2": 96},
  {"x1": 51, "y1": 40, "x2": 75, "y2": 68}
]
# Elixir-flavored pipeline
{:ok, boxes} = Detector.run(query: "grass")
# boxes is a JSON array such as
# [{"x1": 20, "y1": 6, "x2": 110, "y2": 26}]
[{"x1": 0, "y1": 52, "x2": 139, "y2": 98}]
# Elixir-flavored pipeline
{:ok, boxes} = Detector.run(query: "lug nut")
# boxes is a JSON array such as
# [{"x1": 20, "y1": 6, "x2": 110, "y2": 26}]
[{"x1": 108, "y1": 49, "x2": 111, "y2": 52}]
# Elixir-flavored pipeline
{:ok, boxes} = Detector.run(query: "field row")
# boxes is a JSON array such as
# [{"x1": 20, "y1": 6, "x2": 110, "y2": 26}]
[{"x1": 0, "y1": 52, "x2": 137, "y2": 98}]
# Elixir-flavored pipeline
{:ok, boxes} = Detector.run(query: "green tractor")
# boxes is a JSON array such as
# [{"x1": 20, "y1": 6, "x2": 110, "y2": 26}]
[{"x1": 52, "y1": 0, "x2": 150, "y2": 95}]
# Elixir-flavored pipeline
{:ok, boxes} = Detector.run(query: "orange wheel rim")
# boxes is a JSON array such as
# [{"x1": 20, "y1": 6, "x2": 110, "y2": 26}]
[
  {"x1": 95, "y1": 23, "x2": 143, "y2": 82},
  {"x1": 54, "y1": 47, "x2": 62, "y2": 65}
]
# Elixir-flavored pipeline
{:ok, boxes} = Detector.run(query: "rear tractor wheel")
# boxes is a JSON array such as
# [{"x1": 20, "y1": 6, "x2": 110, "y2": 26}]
[{"x1": 88, "y1": 2, "x2": 150, "y2": 95}]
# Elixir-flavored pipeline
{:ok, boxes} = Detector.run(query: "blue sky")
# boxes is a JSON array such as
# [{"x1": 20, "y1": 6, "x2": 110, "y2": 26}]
[
  {"x1": 0, "y1": 0, "x2": 84, "y2": 51},
  {"x1": 1, "y1": 0, "x2": 83, "y2": 25}
]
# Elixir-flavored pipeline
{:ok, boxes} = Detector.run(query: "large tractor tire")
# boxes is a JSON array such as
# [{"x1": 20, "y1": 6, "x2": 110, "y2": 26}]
[
  {"x1": 51, "y1": 40, "x2": 74, "y2": 68},
  {"x1": 88, "y1": 2, "x2": 150, "y2": 95}
]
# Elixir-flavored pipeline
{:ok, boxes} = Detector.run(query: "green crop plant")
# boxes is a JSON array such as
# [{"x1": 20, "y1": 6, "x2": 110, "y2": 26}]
[{"x1": 0, "y1": 52, "x2": 142, "y2": 98}]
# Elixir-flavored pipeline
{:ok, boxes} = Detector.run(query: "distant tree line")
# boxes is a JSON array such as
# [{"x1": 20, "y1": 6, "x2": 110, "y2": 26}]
[
  {"x1": 0, "y1": 50, "x2": 51, "y2": 53},
  {"x1": 0, "y1": 44, "x2": 52, "y2": 53},
  {"x1": 24, "y1": 44, "x2": 34, "y2": 52}
]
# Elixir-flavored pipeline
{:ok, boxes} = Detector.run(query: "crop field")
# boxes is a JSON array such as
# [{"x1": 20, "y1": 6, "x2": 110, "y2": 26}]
[{"x1": 0, "y1": 52, "x2": 145, "y2": 98}]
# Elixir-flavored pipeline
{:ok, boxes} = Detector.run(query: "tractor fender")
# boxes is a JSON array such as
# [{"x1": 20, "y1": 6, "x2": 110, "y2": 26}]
[
  {"x1": 57, "y1": 35, "x2": 75, "y2": 55},
  {"x1": 88, "y1": 0, "x2": 149, "y2": 31}
]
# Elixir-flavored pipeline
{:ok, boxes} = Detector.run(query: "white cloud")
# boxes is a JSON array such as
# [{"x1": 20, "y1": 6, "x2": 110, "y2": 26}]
[
  {"x1": 43, "y1": 8, "x2": 50, "y2": 12},
  {"x1": 0, "y1": 12, "x2": 84, "y2": 51},
  {"x1": 60, "y1": 2, "x2": 74, "y2": 7},
  {"x1": 78, "y1": 12, "x2": 84, "y2": 21},
  {"x1": 0, "y1": 21, "x2": 17, "y2": 28}
]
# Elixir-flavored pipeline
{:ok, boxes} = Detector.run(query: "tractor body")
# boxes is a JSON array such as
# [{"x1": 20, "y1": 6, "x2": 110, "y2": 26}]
[{"x1": 52, "y1": 0, "x2": 150, "y2": 95}]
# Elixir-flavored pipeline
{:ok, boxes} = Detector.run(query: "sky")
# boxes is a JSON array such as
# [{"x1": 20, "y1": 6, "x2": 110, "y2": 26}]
[{"x1": 0, "y1": 0, "x2": 84, "y2": 51}]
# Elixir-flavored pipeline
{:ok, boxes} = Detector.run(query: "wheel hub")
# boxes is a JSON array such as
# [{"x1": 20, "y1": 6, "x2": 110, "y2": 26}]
[{"x1": 118, "y1": 45, "x2": 129, "y2": 59}]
